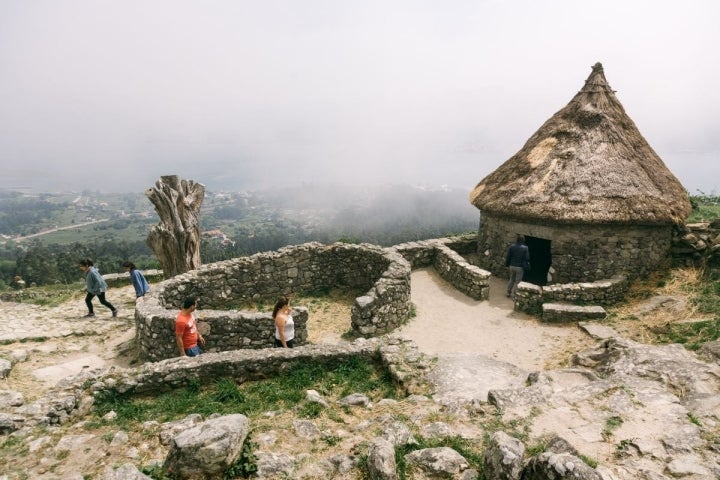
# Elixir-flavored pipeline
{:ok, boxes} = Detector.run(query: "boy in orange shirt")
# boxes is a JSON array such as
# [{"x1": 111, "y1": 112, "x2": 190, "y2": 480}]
[{"x1": 175, "y1": 297, "x2": 205, "y2": 357}]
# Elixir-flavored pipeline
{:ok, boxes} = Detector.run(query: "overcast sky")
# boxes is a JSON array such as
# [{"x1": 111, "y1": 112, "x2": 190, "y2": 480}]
[{"x1": 1, "y1": 0, "x2": 718, "y2": 194}]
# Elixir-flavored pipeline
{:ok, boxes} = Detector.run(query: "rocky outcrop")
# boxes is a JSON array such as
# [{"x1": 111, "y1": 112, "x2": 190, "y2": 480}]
[
  {"x1": 487, "y1": 338, "x2": 720, "y2": 479},
  {"x1": 523, "y1": 451, "x2": 601, "y2": 480},
  {"x1": 367, "y1": 438, "x2": 398, "y2": 480},
  {"x1": 3, "y1": 332, "x2": 720, "y2": 479},
  {"x1": 163, "y1": 414, "x2": 249, "y2": 479},
  {"x1": 483, "y1": 431, "x2": 525, "y2": 480},
  {"x1": 403, "y1": 447, "x2": 472, "y2": 478}
]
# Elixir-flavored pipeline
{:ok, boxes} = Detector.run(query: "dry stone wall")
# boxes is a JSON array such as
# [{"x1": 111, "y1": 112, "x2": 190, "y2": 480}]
[
  {"x1": 514, "y1": 276, "x2": 628, "y2": 316},
  {"x1": 671, "y1": 220, "x2": 720, "y2": 272},
  {"x1": 135, "y1": 242, "x2": 412, "y2": 361},
  {"x1": 392, "y1": 234, "x2": 490, "y2": 300},
  {"x1": 104, "y1": 269, "x2": 165, "y2": 288},
  {"x1": 135, "y1": 306, "x2": 309, "y2": 361},
  {"x1": 134, "y1": 236, "x2": 491, "y2": 361}
]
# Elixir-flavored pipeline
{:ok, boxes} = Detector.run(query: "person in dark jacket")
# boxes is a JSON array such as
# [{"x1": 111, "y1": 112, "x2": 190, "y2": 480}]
[
  {"x1": 123, "y1": 261, "x2": 150, "y2": 299},
  {"x1": 504, "y1": 234, "x2": 530, "y2": 299},
  {"x1": 79, "y1": 258, "x2": 118, "y2": 318}
]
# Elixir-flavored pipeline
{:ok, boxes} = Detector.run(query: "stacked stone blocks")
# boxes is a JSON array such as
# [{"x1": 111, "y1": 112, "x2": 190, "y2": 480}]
[{"x1": 515, "y1": 276, "x2": 626, "y2": 321}]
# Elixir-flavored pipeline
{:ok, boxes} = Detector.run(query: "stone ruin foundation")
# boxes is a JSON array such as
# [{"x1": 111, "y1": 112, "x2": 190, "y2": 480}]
[
  {"x1": 133, "y1": 234, "x2": 653, "y2": 360},
  {"x1": 134, "y1": 237, "x2": 492, "y2": 362}
]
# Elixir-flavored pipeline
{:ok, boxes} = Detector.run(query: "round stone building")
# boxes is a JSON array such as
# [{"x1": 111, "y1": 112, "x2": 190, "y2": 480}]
[{"x1": 470, "y1": 62, "x2": 691, "y2": 285}]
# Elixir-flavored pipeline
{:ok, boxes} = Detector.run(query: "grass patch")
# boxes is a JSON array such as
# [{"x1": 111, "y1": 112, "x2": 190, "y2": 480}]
[
  {"x1": 654, "y1": 318, "x2": 720, "y2": 350},
  {"x1": 687, "y1": 194, "x2": 720, "y2": 223},
  {"x1": 224, "y1": 287, "x2": 361, "y2": 312},
  {"x1": 1, "y1": 283, "x2": 84, "y2": 307},
  {"x1": 688, "y1": 279, "x2": 720, "y2": 317},
  {"x1": 614, "y1": 438, "x2": 635, "y2": 459},
  {"x1": 478, "y1": 406, "x2": 537, "y2": 446},
  {"x1": 525, "y1": 438, "x2": 548, "y2": 457},
  {"x1": 645, "y1": 273, "x2": 720, "y2": 349},
  {"x1": 579, "y1": 453, "x2": 598, "y2": 468},
  {"x1": 94, "y1": 356, "x2": 399, "y2": 431},
  {"x1": 607, "y1": 267, "x2": 720, "y2": 347},
  {"x1": 602, "y1": 416, "x2": 623, "y2": 441}
]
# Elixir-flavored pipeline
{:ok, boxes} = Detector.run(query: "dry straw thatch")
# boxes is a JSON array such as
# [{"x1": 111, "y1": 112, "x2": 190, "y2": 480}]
[{"x1": 470, "y1": 62, "x2": 691, "y2": 225}]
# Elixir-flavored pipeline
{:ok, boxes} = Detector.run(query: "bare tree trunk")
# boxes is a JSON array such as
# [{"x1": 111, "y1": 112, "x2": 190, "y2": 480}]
[{"x1": 145, "y1": 175, "x2": 205, "y2": 278}]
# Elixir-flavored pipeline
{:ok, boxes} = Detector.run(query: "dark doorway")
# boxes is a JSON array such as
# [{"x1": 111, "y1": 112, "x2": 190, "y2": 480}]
[{"x1": 524, "y1": 236, "x2": 551, "y2": 286}]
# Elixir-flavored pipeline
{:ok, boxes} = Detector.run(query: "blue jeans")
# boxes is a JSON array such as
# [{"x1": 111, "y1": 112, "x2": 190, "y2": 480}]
[{"x1": 184, "y1": 345, "x2": 201, "y2": 357}]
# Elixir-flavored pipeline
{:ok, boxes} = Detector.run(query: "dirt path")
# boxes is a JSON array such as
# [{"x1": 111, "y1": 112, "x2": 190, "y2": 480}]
[{"x1": 397, "y1": 268, "x2": 594, "y2": 371}]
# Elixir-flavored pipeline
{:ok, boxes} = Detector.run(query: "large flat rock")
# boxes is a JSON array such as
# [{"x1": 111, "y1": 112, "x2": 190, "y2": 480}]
[
  {"x1": 430, "y1": 353, "x2": 529, "y2": 404},
  {"x1": 32, "y1": 354, "x2": 108, "y2": 386}
]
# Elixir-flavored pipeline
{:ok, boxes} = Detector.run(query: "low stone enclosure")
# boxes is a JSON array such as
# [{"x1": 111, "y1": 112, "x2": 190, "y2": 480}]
[{"x1": 135, "y1": 237, "x2": 491, "y2": 362}]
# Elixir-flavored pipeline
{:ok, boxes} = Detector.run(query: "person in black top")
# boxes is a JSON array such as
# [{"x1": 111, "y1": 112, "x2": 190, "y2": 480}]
[{"x1": 504, "y1": 234, "x2": 530, "y2": 299}]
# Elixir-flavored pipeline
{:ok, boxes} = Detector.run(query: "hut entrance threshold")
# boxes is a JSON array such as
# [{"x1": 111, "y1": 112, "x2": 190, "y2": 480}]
[{"x1": 525, "y1": 236, "x2": 551, "y2": 286}]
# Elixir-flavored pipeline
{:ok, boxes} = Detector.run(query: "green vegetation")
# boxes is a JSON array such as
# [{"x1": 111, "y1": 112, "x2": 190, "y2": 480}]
[
  {"x1": 92, "y1": 357, "x2": 399, "y2": 478},
  {"x1": 655, "y1": 318, "x2": 720, "y2": 350},
  {"x1": 0, "y1": 282, "x2": 84, "y2": 307},
  {"x1": 94, "y1": 357, "x2": 399, "y2": 430},
  {"x1": 650, "y1": 276, "x2": 720, "y2": 349},
  {"x1": 688, "y1": 193, "x2": 720, "y2": 223},
  {"x1": 601, "y1": 415, "x2": 624, "y2": 441},
  {"x1": 614, "y1": 438, "x2": 635, "y2": 459},
  {"x1": 688, "y1": 279, "x2": 720, "y2": 316},
  {"x1": 579, "y1": 454, "x2": 598, "y2": 469},
  {"x1": 525, "y1": 438, "x2": 548, "y2": 457}
]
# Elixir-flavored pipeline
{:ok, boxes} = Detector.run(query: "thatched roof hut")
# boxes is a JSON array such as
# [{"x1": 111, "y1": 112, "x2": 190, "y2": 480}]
[
  {"x1": 470, "y1": 63, "x2": 691, "y2": 285},
  {"x1": 470, "y1": 62, "x2": 690, "y2": 226}
]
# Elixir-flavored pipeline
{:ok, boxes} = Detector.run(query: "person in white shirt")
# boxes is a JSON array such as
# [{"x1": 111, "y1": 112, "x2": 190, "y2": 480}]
[{"x1": 273, "y1": 296, "x2": 295, "y2": 348}]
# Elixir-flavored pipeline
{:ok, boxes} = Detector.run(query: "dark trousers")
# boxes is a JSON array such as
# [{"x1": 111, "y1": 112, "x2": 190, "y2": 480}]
[
  {"x1": 274, "y1": 338, "x2": 295, "y2": 348},
  {"x1": 85, "y1": 292, "x2": 115, "y2": 313}
]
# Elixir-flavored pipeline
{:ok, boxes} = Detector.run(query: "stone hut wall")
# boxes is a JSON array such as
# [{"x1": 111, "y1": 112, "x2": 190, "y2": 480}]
[
  {"x1": 135, "y1": 242, "x2": 411, "y2": 361},
  {"x1": 476, "y1": 213, "x2": 671, "y2": 283}
]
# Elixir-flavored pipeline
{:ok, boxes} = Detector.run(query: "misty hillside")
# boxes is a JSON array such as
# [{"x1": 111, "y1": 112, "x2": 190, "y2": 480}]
[{"x1": 0, "y1": 183, "x2": 479, "y2": 287}]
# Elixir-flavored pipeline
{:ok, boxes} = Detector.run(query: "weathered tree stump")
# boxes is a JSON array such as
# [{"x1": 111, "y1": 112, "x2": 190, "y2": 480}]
[{"x1": 146, "y1": 175, "x2": 205, "y2": 278}]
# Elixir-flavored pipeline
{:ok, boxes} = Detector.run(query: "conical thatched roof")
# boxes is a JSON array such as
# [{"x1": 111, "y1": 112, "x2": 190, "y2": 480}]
[{"x1": 469, "y1": 62, "x2": 690, "y2": 225}]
